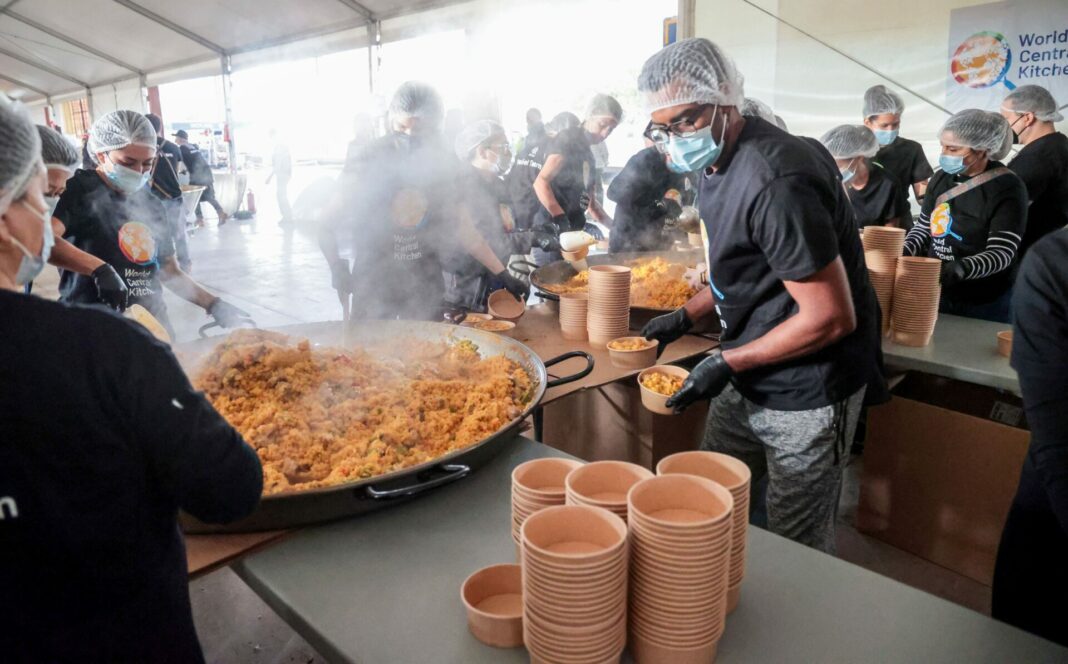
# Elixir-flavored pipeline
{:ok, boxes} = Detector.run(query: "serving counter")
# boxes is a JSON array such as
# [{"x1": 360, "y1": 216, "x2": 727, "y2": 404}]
[{"x1": 232, "y1": 435, "x2": 1066, "y2": 663}]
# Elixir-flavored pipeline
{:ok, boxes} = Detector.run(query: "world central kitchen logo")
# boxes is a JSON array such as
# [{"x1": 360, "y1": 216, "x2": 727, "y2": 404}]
[{"x1": 951, "y1": 28, "x2": 1068, "y2": 90}]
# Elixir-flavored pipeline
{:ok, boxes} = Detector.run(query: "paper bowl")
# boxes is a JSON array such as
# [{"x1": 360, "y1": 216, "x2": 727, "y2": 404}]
[
  {"x1": 997, "y1": 330, "x2": 1012, "y2": 358},
  {"x1": 487, "y1": 289, "x2": 526, "y2": 321},
  {"x1": 628, "y1": 475, "x2": 734, "y2": 530},
  {"x1": 521, "y1": 505, "x2": 627, "y2": 564},
  {"x1": 637, "y1": 365, "x2": 690, "y2": 415},
  {"x1": 513, "y1": 459, "x2": 585, "y2": 498},
  {"x1": 461, "y1": 564, "x2": 524, "y2": 648},
  {"x1": 565, "y1": 461, "x2": 653, "y2": 509},
  {"x1": 561, "y1": 246, "x2": 589, "y2": 263},
  {"x1": 607, "y1": 337, "x2": 658, "y2": 369},
  {"x1": 460, "y1": 319, "x2": 517, "y2": 337}
]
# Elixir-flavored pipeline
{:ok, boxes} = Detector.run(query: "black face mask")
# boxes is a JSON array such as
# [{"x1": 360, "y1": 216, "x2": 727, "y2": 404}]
[
  {"x1": 393, "y1": 132, "x2": 424, "y2": 152},
  {"x1": 1009, "y1": 115, "x2": 1026, "y2": 144}
]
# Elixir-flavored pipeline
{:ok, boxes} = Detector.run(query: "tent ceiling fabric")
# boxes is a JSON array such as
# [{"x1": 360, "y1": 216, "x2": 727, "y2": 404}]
[{"x1": 0, "y1": 0, "x2": 472, "y2": 102}]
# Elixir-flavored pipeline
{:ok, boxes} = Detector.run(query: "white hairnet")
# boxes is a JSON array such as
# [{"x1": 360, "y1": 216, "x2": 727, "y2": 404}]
[
  {"x1": 941, "y1": 109, "x2": 1013, "y2": 160},
  {"x1": 0, "y1": 94, "x2": 43, "y2": 213},
  {"x1": 88, "y1": 110, "x2": 156, "y2": 157},
  {"x1": 389, "y1": 81, "x2": 444, "y2": 125},
  {"x1": 638, "y1": 37, "x2": 745, "y2": 113},
  {"x1": 774, "y1": 114, "x2": 789, "y2": 132},
  {"x1": 454, "y1": 120, "x2": 505, "y2": 162},
  {"x1": 863, "y1": 85, "x2": 905, "y2": 118},
  {"x1": 1003, "y1": 85, "x2": 1064, "y2": 122},
  {"x1": 741, "y1": 97, "x2": 776, "y2": 124},
  {"x1": 820, "y1": 125, "x2": 879, "y2": 159},
  {"x1": 37, "y1": 125, "x2": 80, "y2": 172},
  {"x1": 587, "y1": 93, "x2": 623, "y2": 120}
]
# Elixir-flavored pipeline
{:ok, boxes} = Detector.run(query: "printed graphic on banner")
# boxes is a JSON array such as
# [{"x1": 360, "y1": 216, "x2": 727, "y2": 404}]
[{"x1": 947, "y1": 0, "x2": 1068, "y2": 112}]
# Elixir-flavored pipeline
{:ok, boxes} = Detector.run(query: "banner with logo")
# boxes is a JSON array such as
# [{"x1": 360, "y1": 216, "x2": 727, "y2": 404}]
[{"x1": 947, "y1": 0, "x2": 1068, "y2": 112}]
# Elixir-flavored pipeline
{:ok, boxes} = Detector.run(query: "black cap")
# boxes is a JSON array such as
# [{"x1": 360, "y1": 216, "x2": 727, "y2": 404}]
[{"x1": 173, "y1": 129, "x2": 188, "y2": 139}]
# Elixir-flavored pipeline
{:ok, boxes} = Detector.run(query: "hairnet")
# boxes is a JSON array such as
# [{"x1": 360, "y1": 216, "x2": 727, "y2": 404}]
[
  {"x1": 0, "y1": 94, "x2": 43, "y2": 213},
  {"x1": 88, "y1": 110, "x2": 157, "y2": 157},
  {"x1": 638, "y1": 37, "x2": 744, "y2": 112},
  {"x1": 740, "y1": 97, "x2": 775, "y2": 124},
  {"x1": 820, "y1": 125, "x2": 879, "y2": 159},
  {"x1": 37, "y1": 125, "x2": 80, "y2": 172},
  {"x1": 547, "y1": 112, "x2": 580, "y2": 134},
  {"x1": 1002, "y1": 85, "x2": 1064, "y2": 122},
  {"x1": 389, "y1": 81, "x2": 444, "y2": 125},
  {"x1": 941, "y1": 109, "x2": 1012, "y2": 160},
  {"x1": 587, "y1": 93, "x2": 623, "y2": 120},
  {"x1": 454, "y1": 120, "x2": 505, "y2": 162},
  {"x1": 863, "y1": 85, "x2": 905, "y2": 118},
  {"x1": 774, "y1": 114, "x2": 789, "y2": 132}
]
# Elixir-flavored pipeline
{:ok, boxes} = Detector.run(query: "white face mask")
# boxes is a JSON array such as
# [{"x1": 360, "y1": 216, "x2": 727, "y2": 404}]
[
  {"x1": 8, "y1": 202, "x2": 54, "y2": 286},
  {"x1": 44, "y1": 195, "x2": 60, "y2": 218}
]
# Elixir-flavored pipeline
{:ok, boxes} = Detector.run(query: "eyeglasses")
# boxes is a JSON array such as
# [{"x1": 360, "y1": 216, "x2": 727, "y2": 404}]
[{"x1": 643, "y1": 105, "x2": 715, "y2": 147}]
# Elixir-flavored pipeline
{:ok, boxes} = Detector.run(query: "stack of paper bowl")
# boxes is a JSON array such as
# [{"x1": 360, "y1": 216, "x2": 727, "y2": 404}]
[
  {"x1": 565, "y1": 460, "x2": 654, "y2": 523},
  {"x1": 558, "y1": 293, "x2": 590, "y2": 342},
  {"x1": 520, "y1": 505, "x2": 629, "y2": 664},
  {"x1": 512, "y1": 458, "x2": 585, "y2": 553},
  {"x1": 861, "y1": 226, "x2": 906, "y2": 336},
  {"x1": 627, "y1": 475, "x2": 734, "y2": 664},
  {"x1": 587, "y1": 265, "x2": 632, "y2": 346},
  {"x1": 890, "y1": 256, "x2": 942, "y2": 347},
  {"x1": 656, "y1": 451, "x2": 752, "y2": 614}
]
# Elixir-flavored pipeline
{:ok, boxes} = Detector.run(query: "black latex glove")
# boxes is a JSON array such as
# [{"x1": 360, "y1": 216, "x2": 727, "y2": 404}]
[
  {"x1": 666, "y1": 353, "x2": 733, "y2": 413},
  {"x1": 940, "y1": 260, "x2": 967, "y2": 286},
  {"x1": 660, "y1": 198, "x2": 683, "y2": 220},
  {"x1": 208, "y1": 299, "x2": 251, "y2": 328},
  {"x1": 92, "y1": 263, "x2": 129, "y2": 312},
  {"x1": 533, "y1": 229, "x2": 562, "y2": 252},
  {"x1": 578, "y1": 192, "x2": 592, "y2": 210},
  {"x1": 330, "y1": 259, "x2": 353, "y2": 295},
  {"x1": 549, "y1": 214, "x2": 568, "y2": 234},
  {"x1": 641, "y1": 308, "x2": 694, "y2": 356},
  {"x1": 582, "y1": 223, "x2": 605, "y2": 241},
  {"x1": 495, "y1": 271, "x2": 530, "y2": 301}
]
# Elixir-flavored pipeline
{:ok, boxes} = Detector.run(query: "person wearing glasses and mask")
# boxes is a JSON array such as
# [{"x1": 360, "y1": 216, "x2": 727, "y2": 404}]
[
  {"x1": 531, "y1": 95, "x2": 622, "y2": 264},
  {"x1": 0, "y1": 95, "x2": 263, "y2": 663},
  {"x1": 903, "y1": 110, "x2": 1027, "y2": 324},
  {"x1": 863, "y1": 85, "x2": 933, "y2": 207},
  {"x1": 637, "y1": 38, "x2": 884, "y2": 553},
  {"x1": 820, "y1": 124, "x2": 909, "y2": 229},
  {"x1": 1000, "y1": 85, "x2": 1068, "y2": 257},
  {"x1": 52, "y1": 110, "x2": 249, "y2": 336},
  {"x1": 444, "y1": 120, "x2": 533, "y2": 312},
  {"x1": 321, "y1": 82, "x2": 526, "y2": 320}
]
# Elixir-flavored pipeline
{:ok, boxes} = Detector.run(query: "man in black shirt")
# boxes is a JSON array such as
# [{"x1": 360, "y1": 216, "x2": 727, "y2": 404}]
[
  {"x1": 1000, "y1": 85, "x2": 1068, "y2": 256},
  {"x1": 820, "y1": 124, "x2": 909, "y2": 228},
  {"x1": 146, "y1": 113, "x2": 191, "y2": 270},
  {"x1": 992, "y1": 228, "x2": 1068, "y2": 647},
  {"x1": 863, "y1": 85, "x2": 933, "y2": 208},
  {"x1": 507, "y1": 111, "x2": 580, "y2": 233},
  {"x1": 638, "y1": 38, "x2": 884, "y2": 553},
  {"x1": 606, "y1": 144, "x2": 694, "y2": 252},
  {"x1": 174, "y1": 130, "x2": 228, "y2": 225}
]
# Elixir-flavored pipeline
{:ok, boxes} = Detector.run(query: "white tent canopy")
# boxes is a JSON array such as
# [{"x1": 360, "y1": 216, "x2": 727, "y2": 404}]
[{"x1": 0, "y1": 0, "x2": 475, "y2": 104}]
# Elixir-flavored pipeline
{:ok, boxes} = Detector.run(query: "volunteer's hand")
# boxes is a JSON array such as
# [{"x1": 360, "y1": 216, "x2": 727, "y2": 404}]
[
  {"x1": 579, "y1": 192, "x2": 591, "y2": 210},
  {"x1": 549, "y1": 214, "x2": 568, "y2": 235},
  {"x1": 641, "y1": 307, "x2": 693, "y2": 356},
  {"x1": 940, "y1": 260, "x2": 967, "y2": 286},
  {"x1": 533, "y1": 229, "x2": 562, "y2": 252},
  {"x1": 666, "y1": 353, "x2": 733, "y2": 413},
  {"x1": 330, "y1": 259, "x2": 353, "y2": 295},
  {"x1": 582, "y1": 223, "x2": 605, "y2": 241},
  {"x1": 92, "y1": 264, "x2": 129, "y2": 312},
  {"x1": 496, "y1": 271, "x2": 530, "y2": 301},
  {"x1": 208, "y1": 299, "x2": 251, "y2": 328},
  {"x1": 660, "y1": 198, "x2": 683, "y2": 220}
]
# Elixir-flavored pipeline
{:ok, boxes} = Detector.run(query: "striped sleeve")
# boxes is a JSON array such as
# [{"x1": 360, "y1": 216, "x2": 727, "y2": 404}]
[
  {"x1": 902, "y1": 213, "x2": 930, "y2": 257},
  {"x1": 960, "y1": 230, "x2": 1021, "y2": 280}
]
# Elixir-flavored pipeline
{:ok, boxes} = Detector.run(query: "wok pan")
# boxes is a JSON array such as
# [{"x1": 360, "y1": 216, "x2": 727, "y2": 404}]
[{"x1": 175, "y1": 320, "x2": 594, "y2": 533}]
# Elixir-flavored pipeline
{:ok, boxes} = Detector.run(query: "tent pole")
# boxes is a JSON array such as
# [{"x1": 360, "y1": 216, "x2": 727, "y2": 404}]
[{"x1": 221, "y1": 54, "x2": 237, "y2": 176}]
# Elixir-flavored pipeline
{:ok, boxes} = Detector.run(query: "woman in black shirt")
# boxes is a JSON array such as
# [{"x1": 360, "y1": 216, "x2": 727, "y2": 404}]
[
  {"x1": 863, "y1": 85, "x2": 934, "y2": 206},
  {"x1": 903, "y1": 110, "x2": 1027, "y2": 323},
  {"x1": 820, "y1": 124, "x2": 909, "y2": 229}
]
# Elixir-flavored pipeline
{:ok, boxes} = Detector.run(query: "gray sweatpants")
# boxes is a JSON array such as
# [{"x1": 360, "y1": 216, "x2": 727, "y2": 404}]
[{"x1": 701, "y1": 383, "x2": 866, "y2": 554}]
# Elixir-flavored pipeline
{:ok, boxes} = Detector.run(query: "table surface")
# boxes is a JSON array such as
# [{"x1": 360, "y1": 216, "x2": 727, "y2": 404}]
[
  {"x1": 882, "y1": 314, "x2": 1019, "y2": 394},
  {"x1": 233, "y1": 435, "x2": 1066, "y2": 664},
  {"x1": 184, "y1": 306, "x2": 716, "y2": 576}
]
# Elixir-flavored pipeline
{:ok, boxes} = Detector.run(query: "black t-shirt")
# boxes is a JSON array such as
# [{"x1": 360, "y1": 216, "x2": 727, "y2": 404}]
[
  {"x1": 543, "y1": 126, "x2": 596, "y2": 229},
  {"x1": 607, "y1": 146, "x2": 693, "y2": 252},
  {"x1": 506, "y1": 134, "x2": 549, "y2": 231},
  {"x1": 874, "y1": 135, "x2": 933, "y2": 196},
  {"x1": 847, "y1": 163, "x2": 910, "y2": 228},
  {"x1": 150, "y1": 137, "x2": 184, "y2": 200},
  {"x1": 55, "y1": 169, "x2": 177, "y2": 318},
  {"x1": 340, "y1": 133, "x2": 460, "y2": 320},
  {"x1": 913, "y1": 163, "x2": 1028, "y2": 303},
  {"x1": 1008, "y1": 132, "x2": 1068, "y2": 256},
  {"x1": 698, "y1": 117, "x2": 882, "y2": 410},
  {"x1": 0, "y1": 290, "x2": 262, "y2": 662},
  {"x1": 179, "y1": 143, "x2": 213, "y2": 185}
]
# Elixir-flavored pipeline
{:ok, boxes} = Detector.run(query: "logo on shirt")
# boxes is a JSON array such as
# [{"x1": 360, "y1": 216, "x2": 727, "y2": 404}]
[
  {"x1": 117, "y1": 221, "x2": 158, "y2": 265},
  {"x1": 390, "y1": 188, "x2": 429, "y2": 229},
  {"x1": 0, "y1": 496, "x2": 17, "y2": 520},
  {"x1": 930, "y1": 203, "x2": 963, "y2": 241}
]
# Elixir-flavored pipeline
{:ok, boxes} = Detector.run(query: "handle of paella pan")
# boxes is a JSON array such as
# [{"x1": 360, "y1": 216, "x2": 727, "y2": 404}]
[
  {"x1": 544, "y1": 351, "x2": 595, "y2": 388},
  {"x1": 364, "y1": 464, "x2": 471, "y2": 500},
  {"x1": 198, "y1": 316, "x2": 259, "y2": 339}
]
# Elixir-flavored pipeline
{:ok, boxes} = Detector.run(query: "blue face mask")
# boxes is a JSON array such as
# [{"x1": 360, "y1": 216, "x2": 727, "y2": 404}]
[
  {"x1": 840, "y1": 158, "x2": 858, "y2": 184},
  {"x1": 939, "y1": 154, "x2": 967, "y2": 175},
  {"x1": 665, "y1": 107, "x2": 725, "y2": 174},
  {"x1": 105, "y1": 155, "x2": 150, "y2": 194},
  {"x1": 11, "y1": 202, "x2": 54, "y2": 286},
  {"x1": 873, "y1": 129, "x2": 898, "y2": 146}
]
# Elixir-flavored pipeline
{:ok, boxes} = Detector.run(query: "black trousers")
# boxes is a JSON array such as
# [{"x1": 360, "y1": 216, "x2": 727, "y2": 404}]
[{"x1": 992, "y1": 453, "x2": 1068, "y2": 647}]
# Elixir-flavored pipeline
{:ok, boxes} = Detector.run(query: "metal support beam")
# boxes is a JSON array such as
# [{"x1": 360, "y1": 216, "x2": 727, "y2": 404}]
[
  {"x1": 85, "y1": 85, "x2": 95, "y2": 122},
  {"x1": 334, "y1": 0, "x2": 375, "y2": 21},
  {"x1": 0, "y1": 71, "x2": 48, "y2": 97},
  {"x1": 0, "y1": 45, "x2": 87, "y2": 87},
  {"x1": 1, "y1": 9, "x2": 143, "y2": 74},
  {"x1": 138, "y1": 73, "x2": 148, "y2": 113},
  {"x1": 220, "y1": 54, "x2": 237, "y2": 176},
  {"x1": 112, "y1": 0, "x2": 225, "y2": 54}
]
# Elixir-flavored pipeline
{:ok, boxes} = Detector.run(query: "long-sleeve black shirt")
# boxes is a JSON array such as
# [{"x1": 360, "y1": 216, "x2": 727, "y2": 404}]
[{"x1": 0, "y1": 291, "x2": 263, "y2": 663}]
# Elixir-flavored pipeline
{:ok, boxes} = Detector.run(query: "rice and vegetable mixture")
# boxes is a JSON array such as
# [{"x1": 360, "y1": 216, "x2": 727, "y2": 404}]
[
  {"x1": 544, "y1": 257, "x2": 698, "y2": 309},
  {"x1": 193, "y1": 329, "x2": 534, "y2": 495}
]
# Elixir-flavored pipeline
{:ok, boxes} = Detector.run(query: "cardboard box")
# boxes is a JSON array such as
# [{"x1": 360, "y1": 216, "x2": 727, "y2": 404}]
[{"x1": 856, "y1": 374, "x2": 1029, "y2": 585}]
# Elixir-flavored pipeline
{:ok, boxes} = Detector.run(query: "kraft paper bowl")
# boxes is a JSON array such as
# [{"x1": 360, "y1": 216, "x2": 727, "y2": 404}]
[{"x1": 461, "y1": 564, "x2": 524, "y2": 648}]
